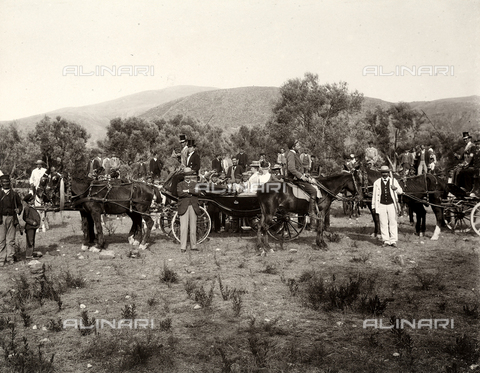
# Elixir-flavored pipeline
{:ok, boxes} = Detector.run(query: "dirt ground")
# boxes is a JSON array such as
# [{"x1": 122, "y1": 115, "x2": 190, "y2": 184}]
[{"x1": 0, "y1": 202, "x2": 479, "y2": 373}]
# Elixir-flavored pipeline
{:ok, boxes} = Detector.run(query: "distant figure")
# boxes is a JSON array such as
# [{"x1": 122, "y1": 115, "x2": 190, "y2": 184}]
[
  {"x1": 310, "y1": 155, "x2": 320, "y2": 177},
  {"x1": 398, "y1": 149, "x2": 411, "y2": 176},
  {"x1": 222, "y1": 154, "x2": 233, "y2": 174},
  {"x1": 277, "y1": 148, "x2": 287, "y2": 175},
  {"x1": 132, "y1": 158, "x2": 148, "y2": 180},
  {"x1": 179, "y1": 134, "x2": 189, "y2": 168},
  {"x1": 186, "y1": 140, "x2": 200, "y2": 174},
  {"x1": 21, "y1": 194, "x2": 41, "y2": 261},
  {"x1": 345, "y1": 154, "x2": 358, "y2": 172},
  {"x1": 29, "y1": 160, "x2": 47, "y2": 206},
  {"x1": 0, "y1": 174, "x2": 23, "y2": 266},
  {"x1": 177, "y1": 168, "x2": 200, "y2": 253},
  {"x1": 149, "y1": 152, "x2": 163, "y2": 181},
  {"x1": 365, "y1": 141, "x2": 379, "y2": 168},
  {"x1": 428, "y1": 148, "x2": 437, "y2": 173},
  {"x1": 236, "y1": 148, "x2": 248, "y2": 168},
  {"x1": 212, "y1": 154, "x2": 223, "y2": 173},
  {"x1": 300, "y1": 151, "x2": 311, "y2": 173},
  {"x1": 452, "y1": 132, "x2": 475, "y2": 184},
  {"x1": 417, "y1": 145, "x2": 428, "y2": 175}
]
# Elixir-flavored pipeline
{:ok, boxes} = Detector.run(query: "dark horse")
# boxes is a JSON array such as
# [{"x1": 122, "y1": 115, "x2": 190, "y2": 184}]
[
  {"x1": 362, "y1": 167, "x2": 447, "y2": 240},
  {"x1": 47, "y1": 175, "x2": 160, "y2": 250},
  {"x1": 257, "y1": 170, "x2": 363, "y2": 250}
]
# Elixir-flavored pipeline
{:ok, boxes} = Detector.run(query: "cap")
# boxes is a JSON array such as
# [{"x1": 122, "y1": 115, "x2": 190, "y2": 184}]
[{"x1": 23, "y1": 194, "x2": 34, "y2": 203}]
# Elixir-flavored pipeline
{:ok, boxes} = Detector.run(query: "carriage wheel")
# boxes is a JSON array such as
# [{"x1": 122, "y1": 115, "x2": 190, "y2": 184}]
[
  {"x1": 444, "y1": 205, "x2": 472, "y2": 233},
  {"x1": 159, "y1": 207, "x2": 176, "y2": 237},
  {"x1": 470, "y1": 202, "x2": 480, "y2": 237},
  {"x1": 171, "y1": 206, "x2": 212, "y2": 244},
  {"x1": 266, "y1": 212, "x2": 307, "y2": 241}
]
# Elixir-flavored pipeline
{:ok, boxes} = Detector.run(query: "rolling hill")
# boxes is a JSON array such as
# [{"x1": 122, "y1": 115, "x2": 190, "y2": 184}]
[
  {"x1": 0, "y1": 85, "x2": 217, "y2": 145},
  {"x1": 2, "y1": 85, "x2": 479, "y2": 146}
]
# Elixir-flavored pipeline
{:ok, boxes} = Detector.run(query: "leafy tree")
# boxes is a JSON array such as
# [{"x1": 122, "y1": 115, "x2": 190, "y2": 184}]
[
  {"x1": 29, "y1": 116, "x2": 90, "y2": 174},
  {"x1": 266, "y1": 72, "x2": 363, "y2": 171}
]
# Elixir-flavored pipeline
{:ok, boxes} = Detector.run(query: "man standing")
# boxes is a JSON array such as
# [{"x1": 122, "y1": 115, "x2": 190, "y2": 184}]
[
  {"x1": 29, "y1": 160, "x2": 47, "y2": 206},
  {"x1": 300, "y1": 150, "x2": 311, "y2": 173},
  {"x1": 186, "y1": 140, "x2": 200, "y2": 174},
  {"x1": 88, "y1": 154, "x2": 103, "y2": 178},
  {"x1": 179, "y1": 134, "x2": 189, "y2": 168},
  {"x1": 365, "y1": 141, "x2": 379, "y2": 168},
  {"x1": 149, "y1": 151, "x2": 163, "y2": 181},
  {"x1": 398, "y1": 149, "x2": 411, "y2": 176},
  {"x1": 277, "y1": 148, "x2": 287, "y2": 176},
  {"x1": 236, "y1": 148, "x2": 248, "y2": 169},
  {"x1": 212, "y1": 154, "x2": 223, "y2": 173},
  {"x1": 417, "y1": 145, "x2": 428, "y2": 175},
  {"x1": 0, "y1": 174, "x2": 23, "y2": 266},
  {"x1": 177, "y1": 168, "x2": 200, "y2": 253},
  {"x1": 226, "y1": 157, "x2": 244, "y2": 184},
  {"x1": 286, "y1": 140, "x2": 318, "y2": 226},
  {"x1": 372, "y1": 166, "x2": 404, "y2": 247}
]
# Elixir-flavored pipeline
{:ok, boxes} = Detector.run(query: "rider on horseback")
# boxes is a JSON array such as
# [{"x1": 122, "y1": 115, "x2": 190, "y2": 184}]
[{"x1": 285, "y1": 139, "x2": 318, "y2": 226}]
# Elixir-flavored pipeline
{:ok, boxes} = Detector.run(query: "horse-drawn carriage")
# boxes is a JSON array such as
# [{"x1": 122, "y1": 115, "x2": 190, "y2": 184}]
[{"x1": 158, "y1": 171, "x2": 308, "y2": 243}]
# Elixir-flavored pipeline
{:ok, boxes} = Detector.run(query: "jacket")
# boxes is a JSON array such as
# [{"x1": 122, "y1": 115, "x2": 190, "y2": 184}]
[
  {"x1": 149, "y1": 158, "x2": 163, "y2": 178},
  {"x1": 186, "y1": 151, "x2": 201, "y2": 174},
  {"x1": 285, "y1": 150, "x2": 304, "y2": 179},
  {"x1": 22, "y1": 204, "x2": 41, "y2": 228},
  {"x1": 212, "y1": 158, "x2": 223, "y2": 173},
  {"x1": 226, "y1": 165, "x2": 244, "y2": 183},
  {"x1": 372, "y1": 177, "x2": 403, "y2": 211},
  {"x1": 0, "y1": 189, "x2": 23, "y2": 216},
  {"x1": 177, "y1": 180, "x2": 201, "y2": 216}
]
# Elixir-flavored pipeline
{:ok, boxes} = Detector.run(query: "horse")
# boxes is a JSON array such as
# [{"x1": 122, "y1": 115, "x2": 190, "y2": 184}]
[
  {"x1": 256, "y1": 170, "x2": 363, "y2": 250},
  {"x1": 46, "y1": 174, "x2": 161, "y2": 251},
  {"x1": 361, "y1": 166, "x2": 447, "y2": 240}
]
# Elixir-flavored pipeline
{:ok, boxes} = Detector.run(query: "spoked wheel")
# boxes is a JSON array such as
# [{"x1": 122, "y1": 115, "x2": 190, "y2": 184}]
[
  {"x1": 266, "y1": 211, "x2": 307, "y2": 241},
  {"x1": 159, "y1": 206, "x2": 176, "y2": 237},
  {"x1": 171, "y1": 206, "x2": 212, "y2": 244},
  {"x1": 444, "y1": 204, "x2": 473, "y2": 233},
  {"x1": 470, "y1": 202, "x2": 480, "y2": 236}
]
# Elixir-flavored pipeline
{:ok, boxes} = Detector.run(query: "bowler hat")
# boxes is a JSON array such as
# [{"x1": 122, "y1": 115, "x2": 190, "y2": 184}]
[
  {"x1": 187, "y1": 139, "x2": 196, "y2": 147},
  {"x1": 23, "y1": 194, "x2": 34, "y2": 203},
  {"x1": 183, "y1": 167, "x2": 195, "y2": 176},
  {"x1": 35, "y1": 160, "x2": 44, "y2": 165},
  {"x1": 380, "y1": 165, "x2": 390, "y2": 173}
]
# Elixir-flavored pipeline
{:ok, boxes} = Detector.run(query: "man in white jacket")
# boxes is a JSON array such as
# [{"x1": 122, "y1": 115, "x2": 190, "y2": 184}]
[{"x1": 372, "y1": 165, "x2": 404, "y2": 247}]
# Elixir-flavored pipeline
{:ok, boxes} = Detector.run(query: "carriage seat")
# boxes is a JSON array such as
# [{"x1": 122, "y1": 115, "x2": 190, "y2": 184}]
[{"x1": 285, "y1": 182, "x2": 311, "y2": 201}]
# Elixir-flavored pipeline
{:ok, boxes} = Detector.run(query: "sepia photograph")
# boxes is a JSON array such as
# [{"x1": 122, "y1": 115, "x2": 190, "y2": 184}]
[{"x1": 0, "y1": 0, "x2": 479, "y2": 372}]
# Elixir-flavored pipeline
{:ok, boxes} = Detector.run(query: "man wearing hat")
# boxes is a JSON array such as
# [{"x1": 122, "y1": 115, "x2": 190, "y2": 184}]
[
  {"x1": 22, "y1": 193, "x2": 41, "y2": 261},
  {"x1": 186, "y1": 140, "x2": 200, "y2": 174},
  {"x1": 345, "y1": 154, "x2": 358, "y2": 172},
  {"x1": 149, "y1": 151, "x2": 163, "y2": 181},
  {"x1": 372, "y1": 165, "x2": 404, "y2": 247},
  {"x1": 0, "y1": 174, "x2": 23, "y2": 266},
  {"x1": 29, "y1": 160, "x2": 47, "y2": 206},
  {"x1": 452, "y1": 132, "x2": 476, "y2": 184},
  {"x1": 177, "y1": 167, "x2": 200, "y2": 252},
  {"x1": 179, "y1": 134, "x2": 189, "y2": 168},
  {"x1": 286, "y1": 139, "x2": 318, "y2": 225},
  {"x1": 236, "y1": 147, "x2": 248, "y2": 169}
]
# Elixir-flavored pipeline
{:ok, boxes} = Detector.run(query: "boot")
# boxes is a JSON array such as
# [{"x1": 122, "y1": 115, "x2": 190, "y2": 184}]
[{"x1": 308, "y1": 199, "x2": 317, "y2": 230}]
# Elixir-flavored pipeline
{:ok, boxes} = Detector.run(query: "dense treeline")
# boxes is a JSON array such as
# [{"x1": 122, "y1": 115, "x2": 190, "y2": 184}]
[{"x1": 2, "y1": 73, "x2": 477, "y2": 179}]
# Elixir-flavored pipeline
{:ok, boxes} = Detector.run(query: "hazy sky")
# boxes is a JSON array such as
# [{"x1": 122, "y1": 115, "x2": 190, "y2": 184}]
[{"x1": 1, "y1": 0, "x2": 479, "y2": 121}]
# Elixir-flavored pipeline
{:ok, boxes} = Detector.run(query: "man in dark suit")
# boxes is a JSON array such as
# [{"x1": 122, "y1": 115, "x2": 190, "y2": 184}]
[
  {"x1": 0, "y1": 174, "x2": 23, "y2": 266},
  {"x1": 212, "y1": 154, "x2": 223, "y2": 173},
  {"x1": 236, "y1": 148, "x2": 248, "y2": 168},
  {"x1": 186, "y1": 140, "x2": 200, "y2": 174},
  {"x1": 132, "y1": 158, "x2": 148, "y2": 180},
  {"x1": 149, "y1": 152, "x2": 163, "y2": 181},
  {"x1": 177, "y1": 168, "x2": 201, "y2": 252},
  {"x1": 226, "y1": 157, "x2": 244, "y2": 184}
]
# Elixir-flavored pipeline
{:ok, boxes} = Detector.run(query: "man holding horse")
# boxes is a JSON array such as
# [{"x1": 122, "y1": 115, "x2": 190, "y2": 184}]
[
  {"x1": 286, "y1": 139, "x2": 318, "y2": 226},
  {"x1": 372, "y1": 165, "x2": 403, "y2": 248}
]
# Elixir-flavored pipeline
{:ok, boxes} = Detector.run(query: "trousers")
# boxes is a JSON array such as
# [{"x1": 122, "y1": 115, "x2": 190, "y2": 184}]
[
  {"x1": 179, "y1": 205, "x2": 197, "y2": 251},
  {"x1": 0, "y1": 216, "x2": 16, "y2": 264},
  {"x1": 417, "y1": 161, "x2": 428, "y2": 175},
  {"x1": 376, "y1": 203, "x2": 398, "y2": 244}
]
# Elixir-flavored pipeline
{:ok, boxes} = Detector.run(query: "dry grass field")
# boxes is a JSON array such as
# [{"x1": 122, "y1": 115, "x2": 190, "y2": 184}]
[{"x1": 0, "y1": 202, "x2": 479, "y2": 373}]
